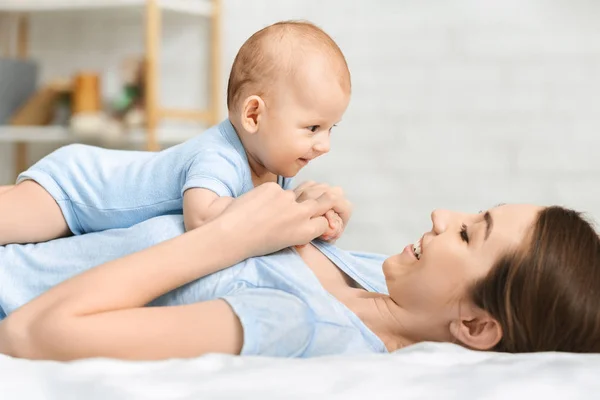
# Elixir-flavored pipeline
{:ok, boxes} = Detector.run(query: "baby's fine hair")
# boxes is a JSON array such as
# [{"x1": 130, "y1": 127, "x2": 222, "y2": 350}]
[{"x1": 227, "y1": 20, "x2": 351, "y2": 112}]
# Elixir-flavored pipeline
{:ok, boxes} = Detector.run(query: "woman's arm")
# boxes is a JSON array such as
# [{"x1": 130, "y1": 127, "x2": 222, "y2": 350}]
[
  {"x1": 0, "y1": 183, "x2": 334, "y2": 360},
  {"x1": 2, "y1": 300, "x2": 244, "y2": 361}
]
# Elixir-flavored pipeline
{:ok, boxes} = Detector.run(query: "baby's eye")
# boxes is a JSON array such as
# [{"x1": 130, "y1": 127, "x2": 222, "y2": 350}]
[{"x1": 307, "y1": 125, "x2": 320, "y2": 133}]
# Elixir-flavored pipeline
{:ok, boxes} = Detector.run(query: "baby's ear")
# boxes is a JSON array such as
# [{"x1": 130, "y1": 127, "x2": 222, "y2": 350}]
[{"x1": 240, "y1": 95, "x2": 265, "y2": 134}]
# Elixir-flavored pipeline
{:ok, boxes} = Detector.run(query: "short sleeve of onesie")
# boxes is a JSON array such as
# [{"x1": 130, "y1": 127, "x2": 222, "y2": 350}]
[
  {"x1": 221, "y1": 288, "x2": 315, "y2": 357},
  {"x1": 182, "y1": 148, "x2": 248, "y2": 198}
]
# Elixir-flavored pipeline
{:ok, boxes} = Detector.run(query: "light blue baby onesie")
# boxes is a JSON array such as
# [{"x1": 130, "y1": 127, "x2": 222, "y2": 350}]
[
  {"x1": 0, "y1": 215, "x2": 389, "y2": 358},
  {"x1": 17, "y1": 120, "x2": 292, "y2": 235}
]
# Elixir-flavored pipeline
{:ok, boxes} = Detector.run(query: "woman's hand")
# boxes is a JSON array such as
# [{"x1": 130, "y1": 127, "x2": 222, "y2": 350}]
[
  {"x1": 292, "y1": 181, "x2": 352, "y2": 244},
  {"x1": 217, "y1": 182, "x2": 337, "y2": 257}
]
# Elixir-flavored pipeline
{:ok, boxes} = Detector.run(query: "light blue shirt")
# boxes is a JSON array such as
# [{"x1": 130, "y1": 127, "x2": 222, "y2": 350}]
[
  {"x1": 0, "y1": 215, "x2": 389, "y2": 358},
  {"x1": 17, "y1": 120, "x2": 292, "y2": 235}
]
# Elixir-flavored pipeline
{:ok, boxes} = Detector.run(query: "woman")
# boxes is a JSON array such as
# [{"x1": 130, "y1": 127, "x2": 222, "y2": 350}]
[{"x1": 0, "y1": 182, "x2": 598, "y2": 360}]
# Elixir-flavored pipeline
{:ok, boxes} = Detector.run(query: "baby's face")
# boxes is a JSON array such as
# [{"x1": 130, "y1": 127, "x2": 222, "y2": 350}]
[{"x1": 254, "y1": 61, "x2": 350, "y2": 178}]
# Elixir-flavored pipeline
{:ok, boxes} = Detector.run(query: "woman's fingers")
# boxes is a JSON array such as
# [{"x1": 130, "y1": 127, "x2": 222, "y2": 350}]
[
  {"x1": 294, "y1": 183, "x2": 330, "y2": 203},
  {"x1": 292, "y1": 181, "x2": 353, "y2": 234},
  {"x1": 219, "y1": 183, "x2": 334, "y2": 256},
  {"x1": 292, "y1": 180, "x2": 317, "y2": 198}
]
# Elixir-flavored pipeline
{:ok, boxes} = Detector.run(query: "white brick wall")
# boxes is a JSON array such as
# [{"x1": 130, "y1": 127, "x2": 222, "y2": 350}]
[{"x1": 1, "y1": 0, "x2": 599, "y2": 253}]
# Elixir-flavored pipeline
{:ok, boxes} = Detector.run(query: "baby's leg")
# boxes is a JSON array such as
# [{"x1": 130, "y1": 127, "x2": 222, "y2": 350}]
[
  {"x1": 0, "y1": 181, "x2": 70, "y2": 245},
  {"x1": 0, "y1": 185, "x2": 15, "y2": 196}
]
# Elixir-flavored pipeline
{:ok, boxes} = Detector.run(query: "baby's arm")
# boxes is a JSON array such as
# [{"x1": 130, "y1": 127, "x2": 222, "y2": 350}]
[
  {"x1": 183, "y1": 146, "x2": 247, "y2": 232},
  {"x1": 183, "y1": 188, "x2": 234, "y2": 231}
]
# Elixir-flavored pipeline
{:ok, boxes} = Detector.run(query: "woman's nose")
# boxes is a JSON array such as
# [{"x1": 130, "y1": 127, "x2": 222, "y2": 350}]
[{"x1": 431, "y1": 209, "x2": 451, "y2": 234}]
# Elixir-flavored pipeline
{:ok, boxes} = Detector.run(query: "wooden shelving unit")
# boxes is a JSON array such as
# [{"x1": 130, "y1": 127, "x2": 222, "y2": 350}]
[{"x1": 0, "y1": 0, "x2": 222, "y2": 177}]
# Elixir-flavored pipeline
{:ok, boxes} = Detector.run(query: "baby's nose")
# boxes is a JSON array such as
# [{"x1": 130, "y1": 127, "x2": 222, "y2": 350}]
[{"x1": 313, "y1": 136, "x2": 330, "y2": 154}]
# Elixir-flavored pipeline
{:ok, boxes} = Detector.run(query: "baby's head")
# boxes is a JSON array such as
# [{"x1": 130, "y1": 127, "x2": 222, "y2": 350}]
[{"x1": 227, "y1": 21, "x2": 351, "y2": 178}]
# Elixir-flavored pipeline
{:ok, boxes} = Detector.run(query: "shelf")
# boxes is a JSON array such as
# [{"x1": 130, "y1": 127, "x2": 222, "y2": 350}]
[
  {"x1": 0, "y1": 0, "x2": 213, "y2": 16},
  {"x1": 0, "y1": 125, "x2": 202, "y2": 145}
]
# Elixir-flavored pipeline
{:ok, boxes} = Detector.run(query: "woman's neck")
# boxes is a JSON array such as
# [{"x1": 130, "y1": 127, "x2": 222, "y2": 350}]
[
  {"x1": 292, "y1": 243, "x2": 444, "y2": 352},
  {"x1": 348, "y1": 294, "x2": 426, "y2": 352}
]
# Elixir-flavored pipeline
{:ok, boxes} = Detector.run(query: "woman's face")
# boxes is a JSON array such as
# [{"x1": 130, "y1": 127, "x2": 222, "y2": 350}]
[{"x1": 383, "y1": 204, "x2": 543, "y2": 328}]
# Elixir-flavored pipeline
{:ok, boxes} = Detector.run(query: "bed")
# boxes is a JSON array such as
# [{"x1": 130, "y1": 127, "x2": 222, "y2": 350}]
[{"x1": 1, "y1": 342, "x2": 598, "y2": 399}]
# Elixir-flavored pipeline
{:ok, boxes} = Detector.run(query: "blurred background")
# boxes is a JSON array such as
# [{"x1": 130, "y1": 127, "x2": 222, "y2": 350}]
[{"x1": 1, "y1": 0, "x2": 599, "y2": 254}]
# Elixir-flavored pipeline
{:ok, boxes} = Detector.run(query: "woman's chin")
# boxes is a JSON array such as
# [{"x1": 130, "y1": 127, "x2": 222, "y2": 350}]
[{"x1": 383, "y1": 257, "x2": 414, "y2": 281}]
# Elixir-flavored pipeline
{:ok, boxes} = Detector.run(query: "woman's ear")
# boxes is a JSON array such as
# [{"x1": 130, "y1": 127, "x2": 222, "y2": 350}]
[
  {"x1": 449, "y1": 306, "x2": 502, "y2": 351},
  {"x1": 240, "y1": 95, "x2": 265, "y2": 135}
]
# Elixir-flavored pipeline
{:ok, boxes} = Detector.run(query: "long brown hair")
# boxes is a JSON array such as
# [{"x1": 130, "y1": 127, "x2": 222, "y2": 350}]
[{"x1": 471, "y1": 206, "x2": 600, "y2": 353}]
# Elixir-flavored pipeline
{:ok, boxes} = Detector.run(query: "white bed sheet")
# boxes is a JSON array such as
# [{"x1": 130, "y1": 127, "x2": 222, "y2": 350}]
[{"x1": 1, "y1": 342, "x2": 598, "y2": 399}]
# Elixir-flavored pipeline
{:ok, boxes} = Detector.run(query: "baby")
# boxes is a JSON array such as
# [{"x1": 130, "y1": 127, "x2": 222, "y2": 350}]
[{"x1": 0, "y1": 21, "x2": 351, "y2": 246}]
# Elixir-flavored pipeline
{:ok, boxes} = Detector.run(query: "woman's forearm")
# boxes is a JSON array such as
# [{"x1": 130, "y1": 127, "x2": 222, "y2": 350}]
[
  {"x1": 4, "y1": 219, "x2": 245, "y2": 338},
  {"x1": 56, "y1": 222, "x2": 243, "y2": 313}
]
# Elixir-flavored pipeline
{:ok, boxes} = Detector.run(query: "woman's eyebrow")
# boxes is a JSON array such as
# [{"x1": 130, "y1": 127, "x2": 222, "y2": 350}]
[
  {"x1": 484, "y1": 211, "x2": 494, "y2": 241},
  {"x1": 479, "y1": 203, "x2": 504, "y2": 214}
]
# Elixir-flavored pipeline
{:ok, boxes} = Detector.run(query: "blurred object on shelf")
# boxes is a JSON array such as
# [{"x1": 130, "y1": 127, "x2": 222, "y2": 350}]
[
  {"x1": 113, "y1": 56, "x2": 145, "y2": 125},
  {"x1": 104, "y1": 56, "x2": 147, "y2": 144},
  {"x1": 0, "y1": 57, "x2": 38, "y2": 124},
  {"x1": 72, "y1": 72, "x2": 101, "y2": 114},
  {"x1": 9, "y1": 79, "x2": 71, "y2": 126},
  {"x1": 50, "y1": 90, "x2": 72, "y2": 126},
  {"x1": 69, "y1": 71, "x2": 106, "y2": 139}
]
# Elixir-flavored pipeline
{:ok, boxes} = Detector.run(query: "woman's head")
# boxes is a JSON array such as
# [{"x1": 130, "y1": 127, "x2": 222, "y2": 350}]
[
  {"x1": 471, "y1": 206, "x2": 600, "y2": 353},
  {"x1": 382, "y1": 204, "x2": 600, "y2": 353}
]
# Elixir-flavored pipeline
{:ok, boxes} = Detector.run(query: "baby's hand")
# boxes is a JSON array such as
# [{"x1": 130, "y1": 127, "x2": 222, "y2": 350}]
[{"x1": 319, "y1": 209, "x2": 344, "y2": 243}]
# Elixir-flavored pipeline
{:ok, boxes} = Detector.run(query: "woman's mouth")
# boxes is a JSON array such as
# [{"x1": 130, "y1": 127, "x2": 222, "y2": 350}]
[
  {"x1": 413, "y1": 238, "x2": 422, "y2": 260},
  {"x1": 403, "y1": 244, "x2": 418, "y2": 260}
]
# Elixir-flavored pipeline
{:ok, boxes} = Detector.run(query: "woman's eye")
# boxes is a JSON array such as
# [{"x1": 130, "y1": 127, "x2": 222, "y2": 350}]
[
  {"x1": 307, "y1": 125, "x2": 319, "y2": 133},
  {"x1": 460, "y1": 224, "x2": 469, "y2": 244}
]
